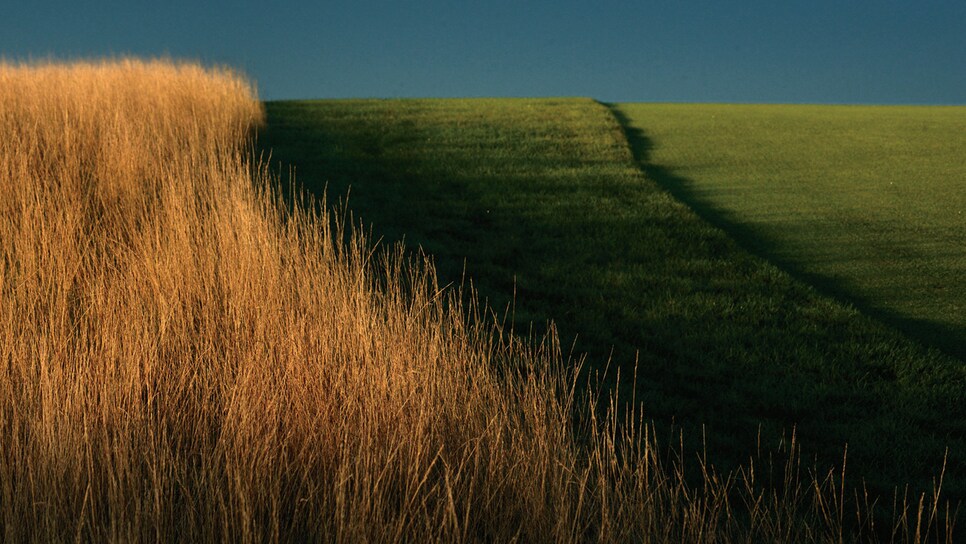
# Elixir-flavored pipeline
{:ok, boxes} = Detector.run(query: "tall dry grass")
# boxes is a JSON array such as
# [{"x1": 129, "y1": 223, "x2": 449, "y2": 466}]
[{"x1": 0, "y1": 59, "x2": 956, "y2": 542}]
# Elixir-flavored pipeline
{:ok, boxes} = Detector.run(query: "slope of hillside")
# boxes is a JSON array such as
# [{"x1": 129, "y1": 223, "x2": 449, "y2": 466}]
[
  {"x1": 612, "y1": 103, "x2": 966, "y2": 361},
  {"x1": 6, "y1": 61, "x2": 959, "y2": 541},
  {"x1": 259, "y1": 98, "x2": 966, "y2": 498}
]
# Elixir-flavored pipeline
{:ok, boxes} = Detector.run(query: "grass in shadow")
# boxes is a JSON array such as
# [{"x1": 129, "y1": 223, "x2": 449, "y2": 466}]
[
  {"x1": 608, "y1": 103, "x2": 966, "y2": 362},
  {"x1": 258, "y1": 98, "x2": 966, "y2": 504}
]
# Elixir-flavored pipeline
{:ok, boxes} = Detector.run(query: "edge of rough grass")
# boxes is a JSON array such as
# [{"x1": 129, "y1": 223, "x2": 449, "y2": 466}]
[{"x1": 609, "y1": 102, "x2": 966, "y2": 362}]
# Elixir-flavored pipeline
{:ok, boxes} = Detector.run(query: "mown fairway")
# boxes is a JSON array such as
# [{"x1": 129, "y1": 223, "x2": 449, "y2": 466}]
[
  {"x1": 259, "y1": 98, "x2": 966, "y2": 498},
  {"x1": 613, "y1": 103, "x2": 966, "y2": 361}
]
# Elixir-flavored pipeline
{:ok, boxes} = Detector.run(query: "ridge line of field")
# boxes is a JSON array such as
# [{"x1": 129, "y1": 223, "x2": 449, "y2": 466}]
[
  {"x1": 607, "y1": 101, "x2": 966, "y2": 362},
  {"x1": 600, "y1": 100, "x2": 926, "y2": 357}
]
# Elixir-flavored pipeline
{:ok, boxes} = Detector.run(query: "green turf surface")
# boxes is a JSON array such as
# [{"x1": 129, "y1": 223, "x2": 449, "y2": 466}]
[
  {"x1": 612, "y1": 103, "x2": 966, "y2": 361},
  {"x1": 257, "y1": 98, "x2": 966, "y2": 498}
]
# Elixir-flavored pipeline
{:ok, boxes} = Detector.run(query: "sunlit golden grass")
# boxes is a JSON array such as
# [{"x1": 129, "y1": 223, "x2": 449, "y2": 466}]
[{"x1": 0, "y1": 59, "x2": 956, "y2": 542}]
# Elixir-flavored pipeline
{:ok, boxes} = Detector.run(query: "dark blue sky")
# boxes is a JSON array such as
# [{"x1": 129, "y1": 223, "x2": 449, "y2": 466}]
[{"x1": 3, "y1": 1, "x2": 965, "y2": 104}]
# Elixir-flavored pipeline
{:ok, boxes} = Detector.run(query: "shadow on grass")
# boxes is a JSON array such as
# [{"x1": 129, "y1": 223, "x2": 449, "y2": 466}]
[
  {"x1": 604, "y1": 103, "x2": 966, "y2": 364},
  {"x1": 257, "y1": 99, "x2": 966, "y2": 504}
]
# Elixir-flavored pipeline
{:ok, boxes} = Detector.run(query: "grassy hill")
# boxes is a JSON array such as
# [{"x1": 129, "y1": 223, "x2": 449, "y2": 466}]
[
  {"x1": 5, "y1": 60, "x2": 960, "y2": 541},
  {"x1": 258, "y1": 98, "x2": 966, "y2": 499},
  {"x1": 2, "y1": 61, "x2": 672, "y2": 543},
  {"x1": 612, "y1": 103, "x2": 966, "y2": 361}
]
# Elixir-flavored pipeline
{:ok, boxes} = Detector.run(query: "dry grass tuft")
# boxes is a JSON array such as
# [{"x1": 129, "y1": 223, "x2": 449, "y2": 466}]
[{"x1": 0, "y1": 59, "x2": 955, "y2": 542}]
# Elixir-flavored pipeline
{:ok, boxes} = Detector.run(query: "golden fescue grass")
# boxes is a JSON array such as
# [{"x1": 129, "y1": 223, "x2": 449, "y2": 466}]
[{"x1": 0, "y1": 59, "x2": 956, "y2": 542}]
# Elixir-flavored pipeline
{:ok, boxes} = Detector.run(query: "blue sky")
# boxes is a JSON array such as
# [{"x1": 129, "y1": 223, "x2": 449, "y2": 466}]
[{"x1": 3, "y1": 1, "x2": 964, "y2": 104}]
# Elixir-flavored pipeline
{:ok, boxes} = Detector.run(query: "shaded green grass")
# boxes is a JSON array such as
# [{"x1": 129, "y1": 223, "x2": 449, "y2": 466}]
[
  {"x1": 258, "y1": 98, "x2": 966, "y2": 499},
  {"x1": 613, "y1": 103, "x2": 966, "y2": 361}
]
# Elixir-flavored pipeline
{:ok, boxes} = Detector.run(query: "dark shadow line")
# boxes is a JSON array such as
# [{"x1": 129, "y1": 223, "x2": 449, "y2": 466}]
[{"x1": 600, "y1": 101, "x2": 965, "y2": 363}]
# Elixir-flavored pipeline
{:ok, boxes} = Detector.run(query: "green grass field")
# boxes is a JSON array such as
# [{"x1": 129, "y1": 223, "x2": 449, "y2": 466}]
[
  {"x1": 613, "y1": 103, "x2": 966, "y2": 361},
  {"x1": 258, "y1": 98, "x2": 966, "y2": 499}
]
